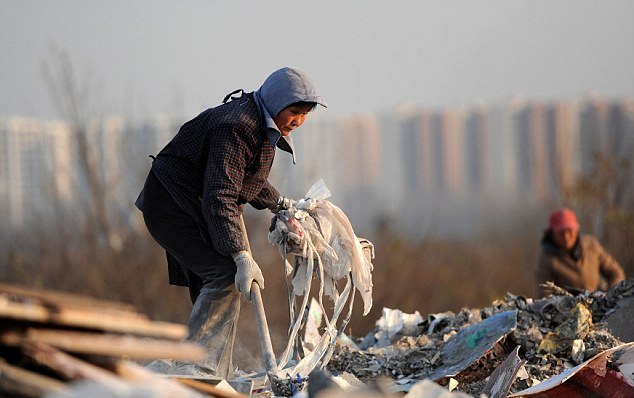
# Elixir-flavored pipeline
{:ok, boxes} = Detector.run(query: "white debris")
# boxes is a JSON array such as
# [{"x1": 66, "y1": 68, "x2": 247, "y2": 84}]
[
  {"x1": 403, "y1": 379, "x2": 474, "y2": 398},
  {"x1": 268, "y1": 179, "x2": 375, "y2": 379}
]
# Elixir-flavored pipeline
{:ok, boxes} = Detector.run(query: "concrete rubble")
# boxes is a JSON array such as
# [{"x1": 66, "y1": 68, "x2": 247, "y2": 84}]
[
  {"x1": 323, "y1": 279, "x2": 634, "y2": 397},
  {"x1": 1, "y1": 279, "x2": 633, "y2": 397}
]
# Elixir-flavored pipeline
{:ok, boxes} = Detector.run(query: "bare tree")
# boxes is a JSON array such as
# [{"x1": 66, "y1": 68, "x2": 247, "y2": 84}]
[
  {"x1": 565, "y1": 145, "x2": 634, "y2": 278},
  {"x1": 42, "y1": 46, "x2": 113, "y2": 247}
]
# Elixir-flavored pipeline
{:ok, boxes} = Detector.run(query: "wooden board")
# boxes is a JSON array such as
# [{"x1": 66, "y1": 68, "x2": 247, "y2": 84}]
[
  {"x1": 0, "y1": 359, "x2": 67, "y2": 398},
  {"x1": 1, "y1": 328, "x2": 206, "y2": 362},
  {"x1": 111, "y1": 361, "x2": 246, "y2": 398},
  {"x1": 0, "y1": 283, "x2": 135, "y2": 311},
  {"x1": 0, "y1": 284, "x2": 223, "y2": 397},
  {"x1": 0, "y1": 296, "x2": 187, "y2": 340},
  {"x1": 21, "y1": 341, "x2": 127, "y2": 385},
  {"x1": 177, "y1": 378, "x2": 245, "y2": 398}
]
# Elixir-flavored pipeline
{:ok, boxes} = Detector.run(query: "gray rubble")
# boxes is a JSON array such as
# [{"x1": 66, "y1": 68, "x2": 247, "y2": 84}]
[
  {"x1": 325, "y1": 279, "x2": 634, "y2": 397},
  {"x1": 2, "y1": 280, "x2": 632, "y2": 397}
]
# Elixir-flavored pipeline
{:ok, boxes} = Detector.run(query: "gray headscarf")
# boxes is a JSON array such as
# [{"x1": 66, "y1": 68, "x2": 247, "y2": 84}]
[
  {"x1": 257, "y1": 67, "x2": 327, "y2": 117},
  {"x1": 254, "y1": 67, "x2": 327, "y2": 164}
]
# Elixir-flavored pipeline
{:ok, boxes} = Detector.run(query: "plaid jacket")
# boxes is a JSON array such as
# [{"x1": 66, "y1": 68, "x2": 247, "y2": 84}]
[{"x1": 151, "y1": 92, "x2": 280, "y2": 257}]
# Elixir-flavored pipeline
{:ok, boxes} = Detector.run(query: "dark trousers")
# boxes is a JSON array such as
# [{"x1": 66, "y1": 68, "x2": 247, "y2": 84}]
[
  {"x1": 142, "y1": 213, "x2": 236, "y2": 302},
  {"x1": 142, "y1": 213, "x2": 241, "y2": 379}
]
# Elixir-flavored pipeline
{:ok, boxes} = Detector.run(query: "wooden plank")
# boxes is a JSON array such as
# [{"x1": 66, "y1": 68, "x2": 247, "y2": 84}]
[
  {"x1": 21, "y1": 341, "x2": 127, "y2": 386},
  {"x1": 177, "y1": 378, "x2": 246, "y2": 398},
  {"x1": 49, "y1": 306, "x2": 186, "y2": 340},
  {"x1": 0, "y1": 296, "x2": 51, "y2": 322},
  {"x1": 22, "y1": 342, "x2": 221, "y2": 397},
  {"x1": 0, "y1": 283, "x2": 135, "y2": 312},
  {"x1": 0, "y1": 286, "x2": 150, "y2": 324},
  {"x1": 112, "y1": 361, "x2": 246, "y2": 398},
  {"x1": 0, "y1": 359, "x2": 67, "y2": 398},
  {"x1": 1, "y1": 328, "x2": 206, "y2": 362},
  {"x1": 0, "y1": 299, "x2": 187, "y2": 340}
]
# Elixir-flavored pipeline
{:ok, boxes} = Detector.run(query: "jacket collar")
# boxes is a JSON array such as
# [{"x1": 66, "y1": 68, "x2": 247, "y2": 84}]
[
  {"x1": 253, "y1": 91, "x2": 296, "y2": 164},
  {"x1": 541, "y1": 229, "x2": 583, "y2": 261}
]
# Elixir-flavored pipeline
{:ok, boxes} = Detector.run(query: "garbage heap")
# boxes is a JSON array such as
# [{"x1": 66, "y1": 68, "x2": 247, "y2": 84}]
[{"x1": 326, "y1": 279, "x2": 634, "y2": 397}]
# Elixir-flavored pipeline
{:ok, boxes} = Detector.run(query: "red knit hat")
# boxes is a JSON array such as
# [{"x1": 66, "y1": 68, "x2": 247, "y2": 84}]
[{"x1": 548, "y1": 208, "x2": 579, "y2": 231}]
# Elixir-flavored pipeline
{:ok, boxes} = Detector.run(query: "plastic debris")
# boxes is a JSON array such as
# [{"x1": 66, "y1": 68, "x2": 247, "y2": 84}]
[
  {"x1": 267, "y1": 179, "x2": 375, "y2": 390},
  {"x1": 481, "y1": 346, "x2": 525, "y2": 398},
  {"x1": 374, "y1": 308, "x2": 425, "y2": 348},
  {"x1": 327, "y1": 279, "x2": 634, "y2": 397},
  {"x1": 425, "y1": 310, "x2": 518, "y2": 382}
]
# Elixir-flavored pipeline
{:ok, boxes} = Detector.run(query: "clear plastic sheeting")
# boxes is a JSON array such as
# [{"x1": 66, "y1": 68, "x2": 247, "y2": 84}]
[{"x1": 267, "y1": 179, "x2": 375, "y2": 380}]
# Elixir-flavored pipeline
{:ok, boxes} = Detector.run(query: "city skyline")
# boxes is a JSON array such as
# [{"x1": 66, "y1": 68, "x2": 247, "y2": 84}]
[{"x1": 2, "y1": 95, "x2": 632, "y2": 238}]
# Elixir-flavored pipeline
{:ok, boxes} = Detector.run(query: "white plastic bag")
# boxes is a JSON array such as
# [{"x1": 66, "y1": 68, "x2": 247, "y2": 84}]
[{"x1": 268, "y1": 179, "x2": 375, "y2": 377}]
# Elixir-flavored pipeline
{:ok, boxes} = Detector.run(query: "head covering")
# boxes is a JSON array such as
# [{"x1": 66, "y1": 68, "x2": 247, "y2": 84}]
[
  {"x1": 254, "y1": 67, "x2": 326, "y2": 164},
  {"x1": 256, "y1": 67, "x2": 327, "y2": 117},
  {"x1": 548, "y1": 208, "x2": 580, "y2": 231}
]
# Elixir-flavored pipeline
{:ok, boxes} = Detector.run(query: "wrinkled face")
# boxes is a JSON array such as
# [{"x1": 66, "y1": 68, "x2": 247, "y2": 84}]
[
  {"x1": 553, "y1": 228, "x2": 579, "y2": 250},
  {"x1": 274, "y1": 104, "x2": 313, "y2": 136}
]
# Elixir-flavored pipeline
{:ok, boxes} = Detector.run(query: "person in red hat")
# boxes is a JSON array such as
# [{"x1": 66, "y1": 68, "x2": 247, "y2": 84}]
[{"x1": 535, "y1": 207, "x2": 626, "y2": 297}]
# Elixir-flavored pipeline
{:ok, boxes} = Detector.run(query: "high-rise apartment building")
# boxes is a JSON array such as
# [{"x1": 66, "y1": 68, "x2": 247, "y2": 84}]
[
  {"x1": 511, "y1": 100, "x2": 551, "y2": 200},
  {"x1": 2, "y1": 97, "x2": 632, "y2": 237},
  {"x1": 0, "y1": 118, "x2": 71, "y2": 228},
  {"x1": 579, "y1": 98, "x2": 611, "y2": 178},
  {"x1": 543, "y1": 101, "x2": 578, "y2": 199},
  {"x1": 334, "y1": 114, "x2": 382, "y2": 224},
  {"x1": 402, "y1": 111, "x2": 435, "y2": 196},
  {"x1": 464, "y1": 105, "x2": 493, "y2": 196},
  {"x1": 606, "y1": 100, "x2": 634, "y2": 158},
  {"x1": 577, "y1": 98, "x2": 634, "y2": 178},
  {"x1": 438, "y1": 108, "x2": 465, "y2": 197}
]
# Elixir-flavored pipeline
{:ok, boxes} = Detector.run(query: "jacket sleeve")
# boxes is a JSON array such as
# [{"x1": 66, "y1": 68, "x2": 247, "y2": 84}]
[
  {"x1": 202, "y1": 124, "x2": 251, "y2": 256},
  {"x1": 249, "y1": 181, "x2": 280, "y2": 210},
  {"x1": 596, "y1": 241, "x2": 626, "y2": 287}
]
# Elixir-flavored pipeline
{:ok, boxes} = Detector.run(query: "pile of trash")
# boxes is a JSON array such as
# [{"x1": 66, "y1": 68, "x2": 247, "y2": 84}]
[
  {"x1": 264, "y1": 180, "x2": 632, "y2": 397},
  {"x1": 323, "y1": 279, "x2": 634, "y2": 397},
  {"x1": 1, "y1": 279, "x2": 632, "y2": 397}
]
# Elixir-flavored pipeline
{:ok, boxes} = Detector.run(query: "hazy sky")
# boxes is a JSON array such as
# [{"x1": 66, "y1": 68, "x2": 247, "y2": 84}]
[{"x1": 1, "y1": 1, "x2": 633, "y2": 120}]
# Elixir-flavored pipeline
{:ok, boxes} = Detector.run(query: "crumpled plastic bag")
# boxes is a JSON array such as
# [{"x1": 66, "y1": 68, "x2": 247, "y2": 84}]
[
  {"x1": 268, "y1": 179, "x2": 374, "y2": 315},
  {"x1": 267, "y1": 179, "x2": 375, "y2": 377}
]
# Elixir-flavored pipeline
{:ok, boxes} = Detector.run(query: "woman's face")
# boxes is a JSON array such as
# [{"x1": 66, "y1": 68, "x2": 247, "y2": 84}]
[
  {"x1": 552, "y1": 228, "x2": 579, "y2": 250},
  {"x1": 274, "y1": 104, "x2": 313, "y2": 136}
]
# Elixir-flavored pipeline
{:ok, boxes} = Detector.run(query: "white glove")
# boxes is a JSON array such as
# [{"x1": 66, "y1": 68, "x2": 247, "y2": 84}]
[
  {"x1": 271, "y1": 196, "x2": 295, "y2": 213},
  {"x1": 232, "y1": 251, "x2": 265, "y2": 301}
]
